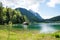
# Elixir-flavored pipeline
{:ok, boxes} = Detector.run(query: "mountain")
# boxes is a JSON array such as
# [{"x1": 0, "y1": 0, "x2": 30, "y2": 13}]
[
  {"x1": 45, "y1": 16, "x2": 60, "y2": 22},
  {"x1": 15, "y1": 8, "x2": 43, "y2": 22}
]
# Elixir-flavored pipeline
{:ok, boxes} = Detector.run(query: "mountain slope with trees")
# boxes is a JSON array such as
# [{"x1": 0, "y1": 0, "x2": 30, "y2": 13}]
[
  {"x1": 44, "y1": 16, "x2": 60, "y2": 23},
  {"x1": 0, "y1": 2, "x2": 26, "y2": 24},
  {"x1": 0, "y1": 2, "x2": 43, "y2": 25},
  {"x1": 15, "y1": 8, "x2": 43, "y2": 22}
]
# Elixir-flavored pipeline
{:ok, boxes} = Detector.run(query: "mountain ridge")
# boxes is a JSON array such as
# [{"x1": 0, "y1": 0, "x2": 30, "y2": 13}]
[
  {"x1": 15, "y1": 8, "x2": 60, "y2": 23},
  {"x1": 15, "y1": 8, "x2": 43, "y2": 22},
  {"x1": 44, "y1": 15, "x2": 60, "y2": 22}
]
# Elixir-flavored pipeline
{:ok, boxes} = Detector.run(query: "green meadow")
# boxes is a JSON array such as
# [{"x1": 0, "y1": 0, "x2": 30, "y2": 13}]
[{"x1": 0, "y1": 25, "x2": 60, "y2": 40}]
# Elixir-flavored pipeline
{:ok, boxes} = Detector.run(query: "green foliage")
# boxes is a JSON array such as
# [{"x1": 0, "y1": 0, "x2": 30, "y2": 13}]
[
  {"x1": 0, "y1": 2, "x2": 3, "y2": 24},
  {"x1": 23, "y1": 15, "x2": 29, "y2": 23},
  {"x1": 0, "y1": 2, "x2": 29, "y2": 25},
  {"x1": 0, "y1": 25, "x2": 60, "y2": 40}
]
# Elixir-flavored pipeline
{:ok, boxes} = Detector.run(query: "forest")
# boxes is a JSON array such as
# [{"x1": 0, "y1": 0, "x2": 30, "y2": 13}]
[{"x1": 0, "y1": 2, "x2": 29, "y2": 25}]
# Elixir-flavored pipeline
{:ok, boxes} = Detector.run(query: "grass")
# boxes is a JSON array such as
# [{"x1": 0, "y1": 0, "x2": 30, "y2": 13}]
[{"x1": 0, "y1": 25, "x2": 60, "y2": 40}]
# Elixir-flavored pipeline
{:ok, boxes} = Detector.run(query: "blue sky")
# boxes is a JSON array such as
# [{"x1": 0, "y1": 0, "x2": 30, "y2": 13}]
[
  {"x1": 0, "y1": 0, "x2": 60, "y2": 19},
  {"x1": 40, "y1": 0, "x2": 60, "y2": 19}
]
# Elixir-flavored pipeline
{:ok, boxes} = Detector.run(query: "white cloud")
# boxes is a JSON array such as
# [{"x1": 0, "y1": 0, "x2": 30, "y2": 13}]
[
  {"x1": 0, "y1": 0, "x2": 45, "y2": 9},
  {"x1": 47, "y1": 0, "x2": 60, "y2": 7},
  {"x1": 28, "y1": 3, "x2": 40, "y2": 13},
  {"x1": 0, "y1": 0, "x2": 47, "y2": 18},
  {"x1": 0, "y1": 0, "x2": 45, "y2": 15}
]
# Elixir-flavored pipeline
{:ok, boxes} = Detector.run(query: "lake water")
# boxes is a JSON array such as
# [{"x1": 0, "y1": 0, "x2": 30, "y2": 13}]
[{"x1": 13, "y1": 23, "x2": 60, "y2": 33}]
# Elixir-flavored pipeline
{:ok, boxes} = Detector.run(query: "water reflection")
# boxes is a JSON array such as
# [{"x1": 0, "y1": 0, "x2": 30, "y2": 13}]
[
  {"x1": 23, "y1": 25, "x2": 28, "y2": 30},
  {"x1": 40, "y1": 23, "x2": 56, "y2": 33},
  {"x1": 22, "y1": 23, "x2": 60, "y2": 33},
  {"x1": 13, "y1": 23, "x2": 60, "y2": 33}
]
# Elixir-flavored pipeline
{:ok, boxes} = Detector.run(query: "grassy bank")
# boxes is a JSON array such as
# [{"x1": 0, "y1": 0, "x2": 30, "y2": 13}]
[{"x1": 0, "y1": 25, "x2": 60, "y2": 40}]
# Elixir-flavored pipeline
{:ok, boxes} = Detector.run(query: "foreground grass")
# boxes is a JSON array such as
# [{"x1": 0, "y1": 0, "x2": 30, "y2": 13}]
[{"x1": 0, "y1": 25, "x2": 60, "y2": 40}]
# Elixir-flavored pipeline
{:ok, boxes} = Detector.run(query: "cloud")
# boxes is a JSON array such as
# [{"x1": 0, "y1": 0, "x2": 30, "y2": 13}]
[
  {"x1": 0, "y1": 0, "x2": 46, "y2": 18},
  {"x1": 0, "y1": 0, "x2": 45, "y2": 8},
  {"x1": 28, "y1": 3, "x2": 40, "y2": 13},
  {"x1": 0, "y1": 0, "x2": 14, "y2": 8},
  {"x1": 0, "y1": 0, "x2": 45, "y2": 13},
  {"x1": 46, "y1": 0, "x2": 60, "y2": 7}
]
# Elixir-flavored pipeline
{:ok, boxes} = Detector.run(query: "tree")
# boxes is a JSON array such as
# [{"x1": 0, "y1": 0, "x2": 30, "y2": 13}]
[
  {"x1": 0, "y1": 2, "x2": 3, "y2": 24},
  {"x1": 23, "y1": 15, "x2": 29, "y2": 23},
  {"x1": 0, "y1": 2, "x2": 29, "y2": 24},
  {"x1": 12, "y1": 10, "x2": 25, "y2": 24}
]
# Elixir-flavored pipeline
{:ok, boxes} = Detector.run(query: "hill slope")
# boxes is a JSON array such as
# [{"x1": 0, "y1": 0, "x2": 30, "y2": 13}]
[
  {"x1": 15, "y1": 8, "x2": 43, "y2": 22},
  {"x1": 45, "y1": 16, "x2": 60, "y2": 22}
]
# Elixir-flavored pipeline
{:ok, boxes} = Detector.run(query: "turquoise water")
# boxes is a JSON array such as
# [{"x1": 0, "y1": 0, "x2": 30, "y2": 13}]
[{"x1": 13, "y1": 23, "x2": 60, "y2": 33}]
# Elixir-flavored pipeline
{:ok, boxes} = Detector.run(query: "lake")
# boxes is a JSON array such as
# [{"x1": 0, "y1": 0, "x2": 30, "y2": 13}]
[{"x1": 13, "y1": 23, "x2": 60, "y2": 33}]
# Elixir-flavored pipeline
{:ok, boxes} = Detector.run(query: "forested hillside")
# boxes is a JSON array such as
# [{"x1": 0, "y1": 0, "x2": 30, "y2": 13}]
[
  {"x1": 44, "y1": 16, "x2": 60, "y2": 23},
  {"x1": 15, "y1": 8, "x2": 43, "y2": 22},
  {"x1": 0, "y1": 2, "x2": 44, "y2": 25},
  {"x1": 0, "y1": 2, "x2": 28, "y2": 24}
]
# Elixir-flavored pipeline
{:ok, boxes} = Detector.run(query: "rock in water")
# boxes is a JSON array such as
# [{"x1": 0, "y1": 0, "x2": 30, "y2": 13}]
[
  {"x1": 23, "y1": 22, "x2": 29, "y2": 30},
  {"x1": 23, "y1": 22, "x2": 29, "y2": 25}
]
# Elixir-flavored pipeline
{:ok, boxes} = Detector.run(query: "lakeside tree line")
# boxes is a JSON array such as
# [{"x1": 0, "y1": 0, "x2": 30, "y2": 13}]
[{"x1": 0, "y1": 2, "x2": 28, "y2": 25}]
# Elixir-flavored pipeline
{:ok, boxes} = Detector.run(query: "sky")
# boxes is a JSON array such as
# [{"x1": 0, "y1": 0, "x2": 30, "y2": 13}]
[{"x1": 0, "y1": 0, "x2": 60, "y2": 19}]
